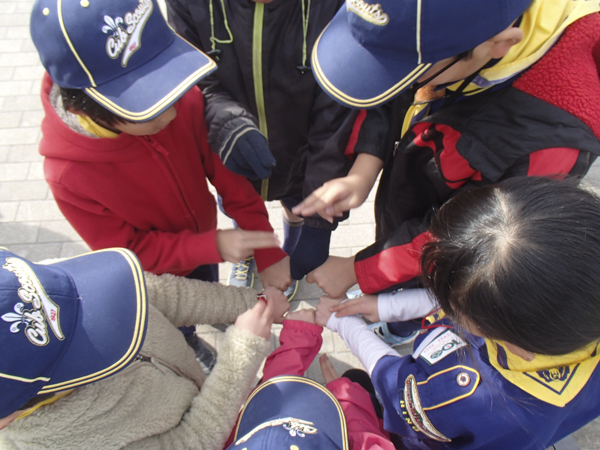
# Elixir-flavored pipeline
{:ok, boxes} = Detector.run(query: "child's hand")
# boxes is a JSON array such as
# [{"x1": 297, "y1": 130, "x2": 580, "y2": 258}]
[
  {"x1": 235, "y1": 298, "x2": 274, "y2": 341},
  {"x1": 259, "y1": 256, "x2": 292, "y2": 292},
  {"x1": 319, "y1": 354, "x2": 340, "y2": 384},
  {"x1": 216, "y1": 229, "x2": 280, "y2": 263},
  {"x1": 262, "y1": 286, "x2": 290, "y2": 323},
  {"x1": 292, "y1": 175, "x2": 369, "y2": 223},
  {"x1": 285, "y1": 308, "x2": 316, "y2": 324},
  {"x1": 307, "y1": 255, "x2": 357, "y2": 299},
  {"x1": 330, "y1": 294, "x2": 379, "y2": 322},
  {"x1": 315, "y1": 295, "x2": 343, "y2": 327}
]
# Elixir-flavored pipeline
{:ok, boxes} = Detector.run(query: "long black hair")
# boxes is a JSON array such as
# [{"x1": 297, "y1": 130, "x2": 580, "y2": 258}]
[{"x1": 421, "y1": 176, "x2": 600, "y2": 355}]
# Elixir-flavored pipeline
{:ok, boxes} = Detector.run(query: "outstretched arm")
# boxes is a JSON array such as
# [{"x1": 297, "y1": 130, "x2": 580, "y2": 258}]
[{"x1": 292, "y1": 153, "x2": 383, "y2": 223}]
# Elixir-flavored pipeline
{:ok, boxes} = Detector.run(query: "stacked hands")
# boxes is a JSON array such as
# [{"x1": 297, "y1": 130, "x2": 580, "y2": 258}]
[
  {"x1": 315, "y1": 293, "x2": 380, "y2": 326},
  {"x1": 235, "y1": 291, "x2": 378, "y2": 382}
]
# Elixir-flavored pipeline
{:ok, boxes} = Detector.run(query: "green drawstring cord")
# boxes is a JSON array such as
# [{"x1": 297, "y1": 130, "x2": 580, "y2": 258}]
[
  {"x1": 299, "y1": 0, "x2": 311, "y2": 72},
  {"x1": 209, "y1": 0, "x2": 311, "y2": 71},
  {"x1": 209, "y1": 0, "x2": 233, "y2": 57}
]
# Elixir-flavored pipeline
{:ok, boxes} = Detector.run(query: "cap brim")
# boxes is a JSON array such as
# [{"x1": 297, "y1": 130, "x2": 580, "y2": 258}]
[
  {"x1": 233, "y1": 376, "x2": 348, "y2": 449},
  {"x1": 39, "y1": 248, "x2": 147, "y2": 392},
  {"x1": 84, "y1": 35, "x2": 216, "y2": 122},
  {"x1": 312, "y1": 8, "x2": 431, "y2": 109}
]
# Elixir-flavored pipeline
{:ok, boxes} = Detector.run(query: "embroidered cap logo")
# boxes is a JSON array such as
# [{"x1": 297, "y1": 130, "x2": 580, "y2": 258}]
[
  {"x1": 1, "y1": 258, "x2": 63, "y2": 346},
  {"x1": 102, "y1": 0, "x2": 153, "y2": 67},
  {"x1": 346, "y1": 0, "x2": 389, "y2": 26}
]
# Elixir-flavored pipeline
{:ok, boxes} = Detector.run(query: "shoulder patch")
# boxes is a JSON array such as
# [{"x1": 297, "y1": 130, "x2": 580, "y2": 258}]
[
  {"x1": 400, "y1": 366, "x2": 480, "y2": 443},
  {"x1": 401, "y1": 374, "x2": 451, "y2": 443},
  {"x1": 418, "y1": 329, "x2": 466, "y2": 365}
]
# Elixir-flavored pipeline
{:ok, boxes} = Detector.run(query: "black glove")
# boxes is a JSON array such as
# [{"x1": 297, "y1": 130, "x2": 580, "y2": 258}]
[{"x1": 223, "y1": 130, "x2": 275, "y2": 179}]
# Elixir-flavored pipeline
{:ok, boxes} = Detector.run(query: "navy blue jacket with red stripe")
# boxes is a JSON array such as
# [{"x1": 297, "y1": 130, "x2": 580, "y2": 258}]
[{"x1": 355, "y1": 13, "x2": 600, "y2": 294}]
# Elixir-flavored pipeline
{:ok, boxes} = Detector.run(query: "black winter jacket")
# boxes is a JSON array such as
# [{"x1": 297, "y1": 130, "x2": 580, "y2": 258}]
[{"x1": 167, "y1": 0, "x2": 389, "y2": 229}]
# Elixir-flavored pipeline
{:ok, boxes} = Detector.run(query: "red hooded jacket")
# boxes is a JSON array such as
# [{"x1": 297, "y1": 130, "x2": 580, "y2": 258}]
[{"x1": 39, "y1": 74, "x2": 286, "y2": 276}]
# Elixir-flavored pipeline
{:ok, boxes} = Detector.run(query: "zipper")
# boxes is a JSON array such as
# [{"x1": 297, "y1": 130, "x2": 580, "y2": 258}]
[
  {"x1": 141, "y1": 135, "x2": 201, "y2": 232},
  {"x1": 252, "y1": 3, "x2": 270, "y2": 200}
]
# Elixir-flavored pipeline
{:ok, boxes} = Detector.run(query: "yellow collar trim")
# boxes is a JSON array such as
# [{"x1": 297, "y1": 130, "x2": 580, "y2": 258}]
[
  {"x1": 16, "y1": 390, "x2": 74, "y2": 420},
  {"x1": 401, "y1": 0, "x2": 599, "y2": 137},
  {"x1": 77, "y1": 115, "x2": 120, "y2": 138},
  {"x1": 486, "y1": 339, "x2": 600, "y2": 407}
]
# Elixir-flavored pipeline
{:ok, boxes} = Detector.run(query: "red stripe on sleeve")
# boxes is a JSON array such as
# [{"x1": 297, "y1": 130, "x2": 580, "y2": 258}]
[
  {"x1": 435, "y1": 124, "x2": 480, "y2": 189},
  {"x1": 345, "y1": 110, "x2": 368, "y2": 159},
  {"x1": 528, "y1": 147, "x2": 580, "y2": 177},
  {"x1": 355, "y1": 231, "x2": 434, "y2": 294}
]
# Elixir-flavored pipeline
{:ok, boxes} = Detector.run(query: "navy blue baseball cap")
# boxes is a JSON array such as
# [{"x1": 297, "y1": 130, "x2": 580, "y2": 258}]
[
  {"x1": 0, "y1": 248, "x2": 147, "y2": 418},
  {"x1": 312, "y1": 0, "x2": 533, "y2": 109},
  {"x1": 228, "y1": 376, "x2": 348, "y2": 450},
  {"x1": 29, "y1": 0, "x2": 216, "y2": 122}
]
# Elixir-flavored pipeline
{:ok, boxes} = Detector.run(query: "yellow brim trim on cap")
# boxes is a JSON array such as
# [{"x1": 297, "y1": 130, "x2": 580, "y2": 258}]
[
  {"x1": 39, "y1": 248, "x2": 147, "y2": 392},
  {"x1": 234, "y1": 375, "x2": 349, "y2": 450},
  {"x1": 84, "y1": 57, "x2": 216, "y2": 122},
  {"x1": 312, "y1": 30, "x2": 431, "y2": 109}
]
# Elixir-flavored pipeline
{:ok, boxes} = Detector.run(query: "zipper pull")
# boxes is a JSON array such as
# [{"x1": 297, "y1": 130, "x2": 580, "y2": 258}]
[{"x1": 393, "y1": 141, "x2": 400, "y2": 157}]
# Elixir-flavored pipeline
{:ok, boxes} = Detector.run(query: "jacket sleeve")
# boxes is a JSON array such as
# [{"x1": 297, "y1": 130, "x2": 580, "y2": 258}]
[
  {"x1": 202, "y1": 137, "x2": 287, "y2": 272},
  {"x1": 261, "y1": 320, "x2": 323, "y2": 381},
  {"x1": 344, "y1": 105, "x2": 391, "y2": 162},
  {"x1": 326, "y1": 378, "x2": 396, "y2": 450},
  {"x1": 143, "y1": 272, "x2": 258, "y2": 326},
  {"x1": 45, "y1": 179, "x2": 222, "y2": 276},
  {"x1": 166, "y1": 0, "x2": 261, "y2": 161},
  {"x1": 126, "y1": 326, "x2": 272, "y2": 450}
]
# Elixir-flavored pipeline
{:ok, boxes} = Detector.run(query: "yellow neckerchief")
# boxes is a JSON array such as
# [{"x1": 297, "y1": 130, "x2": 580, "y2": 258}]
[
  {"x1": 15, "y1": 390, "x2": 74, "y2": 420},
  {"x1": 401, "y1": 0, "x2": 599, "y2": 137},
  {"x1": 486, "y1": 339, "x2": 600, "y2": 407},
  {"x1": 77, "y1": 115, "x2": 120, "y2": 138}
]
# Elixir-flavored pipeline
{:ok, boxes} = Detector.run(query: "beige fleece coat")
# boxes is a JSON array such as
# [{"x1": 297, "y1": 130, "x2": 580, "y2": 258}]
[{"x1": 0, "y1": 273, "x2": 272, "y2": 449}]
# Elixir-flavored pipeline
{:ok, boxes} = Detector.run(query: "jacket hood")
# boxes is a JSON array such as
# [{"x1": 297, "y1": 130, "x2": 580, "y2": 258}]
[{"x1": 39, "y1": 73, "x2": 155, "y2": 163}]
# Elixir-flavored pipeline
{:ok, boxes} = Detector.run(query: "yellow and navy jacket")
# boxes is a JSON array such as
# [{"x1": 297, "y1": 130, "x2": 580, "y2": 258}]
[
  {"x1": 354, "y1": 11, "x2": 600, "y2": 293},
  {"x1": 166, "y1": 0, "x2": 390, "y2": 230},
  {"x1": 372, "y1": 321, "x2": 600, "y2": 449}
]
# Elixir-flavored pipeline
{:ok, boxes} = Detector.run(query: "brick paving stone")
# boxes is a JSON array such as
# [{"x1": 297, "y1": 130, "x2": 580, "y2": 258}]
[
  {"x1": 0, "y1": 110, "x2": 22, "y2": 128},
  {"x1": 0, "y1": 179, "x2": 47, "y2": 200},
  {"x1": 0, "y1": 145, "x2": 9, "y2": 163},
  {"x1": 0, "y1": 79, "x2": 31, "y2": 95},
  {"x1": 1, "y1": 94, "x2": 41, "y2": 111},
  {"x1": 36, "y1": 219, "x2": 82, "y2": 243},
  {"x1": 0, "y1": 220, "x2": 38, "y2": 243},
  {"x1": 0, "y1": 3, "x2": 17, "y2": 14},
  {"x1": 0, "y1": 66, "x2": 13, "y2": 80},
  {"x1": 0, "y1": 200, "x2": 17, "y2": 221},
  {"x1": 59, "y1": 241, "x2": 91, "y2": 258},
  {"x1": 16, "y1": 199, "x2": 64, "y2": 221},
  {"x1": 0, "y1": 38, "x2": 24, "y2": 53},
  {"x1": 5, "y1": 25, "x2": 29, "y2": 40},
  {"x1": 0, "y1": 126, "x2": 38, "y2": 145},
  {"x1": 20, "y1": 109, "x2": 42, "y2": 127},
  {"x1": 0, "y1": 13, "x2": 29, "y2": 27},
  {"x1": 26, "y1": 160, "x2": 42, "y2": 179},
  {"x1": 0, "y1": 161, "x2": 27, "y2": 180},
  {"x1": 7, "y1": 144, "x2": 41, "y2": 162},
  {"x1": 0, "y1": 51, "x2": 39, "y2": 67},
  {"x1": 5, "y1": 242, "x2": 62, "y2": 261},
  {"x1": 13, "y1": 64, "x2": 43, "y2": 80}
]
